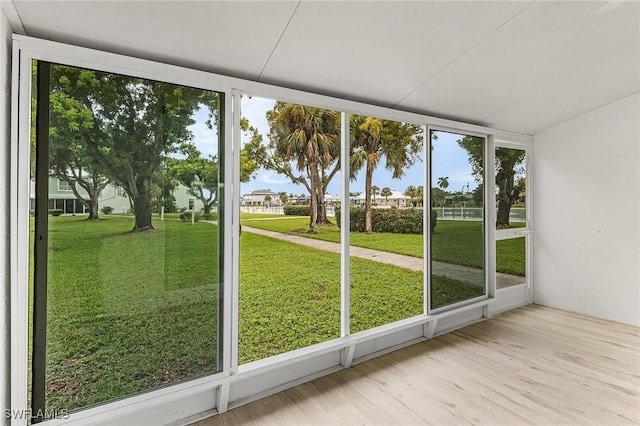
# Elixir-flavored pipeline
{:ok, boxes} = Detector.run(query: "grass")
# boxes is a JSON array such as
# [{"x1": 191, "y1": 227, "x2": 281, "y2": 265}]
[
  {"x1": 145, "y1": 211, "x2": 284, "y2": 220},
  {"x1": 240, "y1": 212, "x2": 288, "y2": 220},
  {"x1": 239, "y1": 233, "x2": 482, "y2": 363},
  {"x1": 35, "y1": 215, "x2": 483, "y2": 411},
  {"x1": 242, "y1": 217, "x2": 526, "y2": 276},
  {"x1": 40, "y1": 216, "x2": 220, "y2": 411}
]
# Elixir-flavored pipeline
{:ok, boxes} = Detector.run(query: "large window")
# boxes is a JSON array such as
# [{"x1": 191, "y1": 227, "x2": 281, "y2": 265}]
[
  {"x1": 237, "y1": 96, "x2": 341, "y2": 363},
  {"x1": 12, "y1": 37, "x2": 533, "y2": 426},
  {"x1": 348, "y1": 115, "x2": 424, "y2": 332},
  {"x1": 495, "y1": 146, "x2": 528, "y2": 289},
  {"x1": 430, "y1": 130, "x2": 487, "y2": 310},
  {"x1": 29, "y1": 62, "x2": 224, "y2": 418}
]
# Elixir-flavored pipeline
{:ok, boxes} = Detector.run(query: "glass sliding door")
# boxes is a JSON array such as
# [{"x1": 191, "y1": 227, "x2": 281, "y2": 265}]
[
  {"x1": 429, "y1": 129, "x2": 487, "y2": 311},
  {"x1": 348, "y1": 114, "x2": 424, "y2": 332},
  {"x1": 237, "y1": 96, "x2": 341, "y2": 364},
  {"x1": 496, "y1": 236, "x2": 526, "y2": 288},
  {"x1": 495, "y1": 146, "x2": 529, "y2": 289},
  {"x1": 30, "y1": 61, "x2": 224, "y2": 418}
]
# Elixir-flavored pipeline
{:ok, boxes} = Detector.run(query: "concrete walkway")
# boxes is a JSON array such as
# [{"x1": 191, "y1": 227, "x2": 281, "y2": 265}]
[{"x1": 242, "y1": 226, "x2": 524, "y2": 289}]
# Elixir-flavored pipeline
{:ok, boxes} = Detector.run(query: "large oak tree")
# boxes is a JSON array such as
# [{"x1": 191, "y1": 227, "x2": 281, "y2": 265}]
[
  {"x1": 49, "y1": 78, "x2": 110, "y2": 220},
  {"x1": 457, "y1": 136, "x2": 525, "y2": 227},
  {"x1": 51, "y1": 65, "x2": 217, "y2": 230}
]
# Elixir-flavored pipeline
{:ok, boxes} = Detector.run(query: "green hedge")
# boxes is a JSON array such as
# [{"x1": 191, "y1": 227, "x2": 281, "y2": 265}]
[
  {"x1": 283, "y1": 205, "x2": 311, "y2": 216},
  {"x1": 49, "y1": 209, "x2": 63, "y2": 216},
  {"x1": 334, "y1": 207, "x2": 437, "y2": 234}
]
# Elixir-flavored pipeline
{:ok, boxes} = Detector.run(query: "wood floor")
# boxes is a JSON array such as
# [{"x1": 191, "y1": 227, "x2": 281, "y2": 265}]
[{"x1": 194, "y1": 305, "x2": 640, "y2": 425}]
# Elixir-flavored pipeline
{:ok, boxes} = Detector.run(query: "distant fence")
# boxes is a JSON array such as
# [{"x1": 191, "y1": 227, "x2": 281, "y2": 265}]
[
  {"x1": 240, "y1": 206, "x2": 285, "y2": 215},
  {"x1": 432, "y1": 207, "x2": 525, "y2": 222},
  {"x1": 240, "y1": 206, "x2": 337, "y2": 216},
  {"x1": 240, "y1": 205, "x2": 525, "y2": 222}
]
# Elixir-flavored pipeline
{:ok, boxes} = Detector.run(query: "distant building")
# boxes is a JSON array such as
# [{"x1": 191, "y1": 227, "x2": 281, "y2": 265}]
[
  {"x1": 241, "y1": 189, "x2": 281, "y2": 206},
  {"x1": 350, "y1": 190, "x2": 408, "y2": 208},
  {"x1": 31, "y1": 177, "x2": 204, "y2": 214},
  {"x1": 324, "y1": 194, "x2": 340, "y2": 205}
]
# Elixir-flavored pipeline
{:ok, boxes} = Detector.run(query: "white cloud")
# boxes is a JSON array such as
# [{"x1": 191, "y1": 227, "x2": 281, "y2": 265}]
[{"x1": 258, "y1": 172, "x2": 290, "y2": 185}]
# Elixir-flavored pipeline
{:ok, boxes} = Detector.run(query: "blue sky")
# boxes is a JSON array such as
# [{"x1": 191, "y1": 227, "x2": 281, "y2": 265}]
[{"x1": 190, "y1": 96, "x2": 482, "y2": 197}]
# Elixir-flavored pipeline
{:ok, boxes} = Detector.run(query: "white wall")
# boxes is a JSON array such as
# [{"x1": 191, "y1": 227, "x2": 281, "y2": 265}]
[
  {"x1": 533, "y1": 93, "x2": 640, "y2": 326},
  {"x1": 0, "y1": 6, "x2": 12, "y2": 423}
]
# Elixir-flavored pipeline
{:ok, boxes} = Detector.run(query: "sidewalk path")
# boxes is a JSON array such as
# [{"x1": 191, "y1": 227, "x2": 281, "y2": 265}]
[{"x1": 241, "y1": 226, "x2": 523, "y2": 289}]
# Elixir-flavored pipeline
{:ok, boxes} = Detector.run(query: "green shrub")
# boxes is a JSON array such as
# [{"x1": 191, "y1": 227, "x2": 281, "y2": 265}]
[
  {"x1": 202, "y1": 212, "x2": 218, "y2": 220},
  {"x1": 49, "y1": 209, "x2": 63, "y2": 216},
  {"x1": 334, "y1": 207, "x2": 437, "y2": 234},
  {"x1": 100, "y1": 205, "x2": 114, "y2": 215},
  {"x1": 179, "y1": 211, "x2": 200, "y2": 222},
  {"x1": 283, "y1": 205, "x2": 311, "y2": 216}
]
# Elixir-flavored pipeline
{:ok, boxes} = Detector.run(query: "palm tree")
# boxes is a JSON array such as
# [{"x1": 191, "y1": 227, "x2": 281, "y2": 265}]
[
  {"x1": 436, "y1": 177, "x2": 449, "y2": 207},
  {"x1": 405, "y1": 185, "x2": 416, "y2": 207},
  {"x1": 371, "y1": 185, "x2": 380, "y2": 204},
  {"x1": 437, "y1": 176, "x2": 449, "y2": 191},
  {"x1": 350, "y1": 115, "x2": 422, "y2": 233},
  {"x1": 270, "y1": 104, "x2": 340, "y2": 232},
  {"x1": 380, "y1": 187, "x2": 392, "y2": 205},
  {"x1": 416, "y1": 185, "x2": 424, "y2": 207}
]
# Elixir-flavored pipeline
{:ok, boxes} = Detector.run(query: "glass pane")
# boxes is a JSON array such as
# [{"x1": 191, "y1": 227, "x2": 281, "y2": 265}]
[
  {"x1": 348, "y1": 115, "x2": 424, "y2": 332},
  {"x1": 32, "y1": 62, "x2": 223, "y2": 413},
  {"x1": 238, "y1": 97, "x2": 341, "y2": 363},
  {"x1": 496, "y1": 236, "x2": 526, "y2": 289},
  {"x1": 495, "y1": 147, "x2": 526, "y2": 228},
  {"x1": 430, "y1": 130, "x2": 486, "y2": 310}
]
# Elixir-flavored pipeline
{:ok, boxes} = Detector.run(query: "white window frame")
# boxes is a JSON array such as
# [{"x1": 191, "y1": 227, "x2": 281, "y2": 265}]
[
  {"x1": 11, "y1": 36, "x2": 235, "y2": 426},
  {"x1": 426, "y1": 125, "x2": 496, "y2": 315},
  {"x1": 56, "y1": 179, "x2": 73, "y2": 192},
  {"x1": 10, "y1": 35, "x2": 532, "y2": 425},
  {"x1": 494, "y1": 139, "x2": 534, "y2": 304}
]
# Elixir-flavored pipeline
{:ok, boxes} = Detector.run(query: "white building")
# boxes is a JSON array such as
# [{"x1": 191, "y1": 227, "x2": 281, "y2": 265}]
[
  {"x1": 241, "y1": 189, "x2": 281, "y2": 206},
  {"x1": 350, "y1": 190, "x2": 408, "y2": 208},
  {"x1": 32, "y1": 177, "x2": 205, "y2": 214}
]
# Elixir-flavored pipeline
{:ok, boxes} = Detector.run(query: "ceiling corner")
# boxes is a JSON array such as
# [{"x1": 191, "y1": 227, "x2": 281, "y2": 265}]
[{"x1": 1, "y1": 0, "x2": 26, "y2": 35}]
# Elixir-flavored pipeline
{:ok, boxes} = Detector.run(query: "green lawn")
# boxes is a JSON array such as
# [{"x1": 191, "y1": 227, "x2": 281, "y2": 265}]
[
  {"x1": 240, "y1": 212, "x2": 287, "y2": 220},
  {"x1": 40, "y1": 216, "x2": 220, "y2": 411},
  {"x1": 147, "y1": 211, "x2": 283, "y2": 220},
  {"x1": 242, "y1": 217, "x2": 526, "y2": 276},
  {"x1": 239, "y1": 233, "x2": 481, "y2": 362},
  {"x1": 36, "y1": 215, "x2": 481, "y2": 412}
]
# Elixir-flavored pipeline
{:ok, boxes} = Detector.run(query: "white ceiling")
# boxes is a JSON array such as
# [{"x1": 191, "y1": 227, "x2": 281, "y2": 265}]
[{"x1": 4, "y1": 0, "x2": 639, "y2": 135}]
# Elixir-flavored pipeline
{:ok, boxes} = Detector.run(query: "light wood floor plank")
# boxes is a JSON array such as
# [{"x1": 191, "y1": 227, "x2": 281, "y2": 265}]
[{"x1": 194, "y1": 305, "x2": 640, "y2": 425}]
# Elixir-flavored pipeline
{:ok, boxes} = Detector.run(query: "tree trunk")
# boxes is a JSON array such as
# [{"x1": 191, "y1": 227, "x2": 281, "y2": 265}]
[
  {"x1": 496, "y1": 165, "x2": 516, "y2": 228},
  {"x1": 203, "y1": 203, "x2": 211, "y2": 215},
  {"x1": 86, "y1": 186, "x2": 102, "y2": 220},
  {"x1": 308, "y1": 162, "x2": 319, "y2": 233},
  {"x1": 87, "y1": 198, "x2": 99, "y2": 220},
  {"x1": 132, "y1": 192, "x2": 154, "y2": 230},
  {"x1": 315, "y1": 186, "x2": 332, "y2": 225},
  {"x1": 364, "y1": 164, "x2": 373, "y2": 233},
  {"x1": 496, "y1": 198, "x2": 511, "y2": 228}
]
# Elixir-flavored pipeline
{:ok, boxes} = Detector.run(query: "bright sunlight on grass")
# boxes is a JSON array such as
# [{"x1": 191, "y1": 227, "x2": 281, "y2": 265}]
[
  {"x1": 39, "y1": 216, "x2": 219, "y2": 411},
  {"x1": 37, "y1": 214, "x2": 485, "y2": 411},
  {"x1": 242, "y1": 216, "x2": 525, "y2": 276}
]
